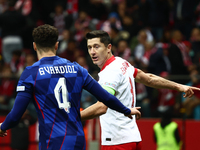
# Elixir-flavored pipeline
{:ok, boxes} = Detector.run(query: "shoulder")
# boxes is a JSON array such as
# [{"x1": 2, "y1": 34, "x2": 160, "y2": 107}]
[
  {"x1": 101, "y1": 58, "x2": 121, "y2": 74},
  {"x1": 19, "y1": 66, "x2": 38, "y2": 83},
  {"x1": 170, "y1": 122, "x2": 178, "y2": 128},
  {"x1": 153, "y1": 122, "x2": 161, "y2": 129}
]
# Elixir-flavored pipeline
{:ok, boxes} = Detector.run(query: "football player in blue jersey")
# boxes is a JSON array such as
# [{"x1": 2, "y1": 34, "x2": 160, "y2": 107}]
[{"x1": 0, "y1": 24, "x2": 141, "y2": 150}]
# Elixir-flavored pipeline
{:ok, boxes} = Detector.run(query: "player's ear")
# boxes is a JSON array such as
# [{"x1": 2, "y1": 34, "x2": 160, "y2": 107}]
[
  {"x1": 55, "y1": 41, "x2": 59, "y2": 51},
  {"x1": 107, "y1": 44, "x2": 112, "y2": 52},
  {"x1": 33, "y1": 42, "x2": 37, "y2": 51}
]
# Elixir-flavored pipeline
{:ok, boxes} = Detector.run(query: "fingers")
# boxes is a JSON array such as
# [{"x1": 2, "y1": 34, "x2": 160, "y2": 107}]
[
  {"x1": 136, "y1": 110, "x2": 141, "y2": 120},
  {"x1": 192, "y1": 87, "x2": 200, "y2": 91},
  {"x1": 0, "y1": 123, "x2": 7, "y2": 137},
  {"x1": 184, "y1": 88, "x2": 195, "y2": 98},
  {"x1": 127, "y1": 115, "x2": 133, "y2": 119},
  {"x1": 135, "y1": 107, "x2": 141, "y2": 110},
  {"x1": 131, "y1": 108, "x2": 141, "y2": 119},
  {"x1": 0, "y1": 131, "x2": 7, "y2": 137}
]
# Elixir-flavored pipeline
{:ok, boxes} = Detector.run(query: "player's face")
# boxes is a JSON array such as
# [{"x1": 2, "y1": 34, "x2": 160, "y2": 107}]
[{"x1": 87, "y1": 38, "x2": 111, "y2": 69}]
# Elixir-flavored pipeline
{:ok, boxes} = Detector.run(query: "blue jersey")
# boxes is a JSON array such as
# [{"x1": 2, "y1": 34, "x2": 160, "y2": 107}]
[
  {"x1": 1, "y1": 56, "x2": 131, "y2": 150},
  {"x1": 17, "y1": 56, "x2": 90, "y2": 150}
]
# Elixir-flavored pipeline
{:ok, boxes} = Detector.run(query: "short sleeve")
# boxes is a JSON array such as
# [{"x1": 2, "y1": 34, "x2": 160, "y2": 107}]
[{"x1": 133, "y1": 68, "x2": 138, "y2": 78}]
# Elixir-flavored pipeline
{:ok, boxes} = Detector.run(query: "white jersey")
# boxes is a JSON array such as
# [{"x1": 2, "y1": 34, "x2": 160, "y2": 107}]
[{"x1": 98, "y1": 56, "x2": 142, "y2": 145}]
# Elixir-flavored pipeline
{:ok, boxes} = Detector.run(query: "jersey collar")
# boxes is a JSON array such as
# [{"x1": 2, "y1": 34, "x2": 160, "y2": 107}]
[{"x1": 101, "y1": 55, "x2": 116, "y2": 71}]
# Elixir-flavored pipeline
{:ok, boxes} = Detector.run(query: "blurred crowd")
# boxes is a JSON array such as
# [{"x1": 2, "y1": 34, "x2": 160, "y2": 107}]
[{"x1": 0, "y1": 0, "x2": 200, "y2": 120}]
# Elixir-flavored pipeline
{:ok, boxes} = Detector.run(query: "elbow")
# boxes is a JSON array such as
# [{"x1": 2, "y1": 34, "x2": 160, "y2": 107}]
[{"x1": 97, "y1": 102, "x2": 108, "y2": 115}]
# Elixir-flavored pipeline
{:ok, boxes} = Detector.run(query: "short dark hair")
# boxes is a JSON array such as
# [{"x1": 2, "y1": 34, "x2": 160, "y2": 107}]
[
  {"x1": 85, "y1": 30, "x2": 111, "y2": 47},
  {"x1": 32, "y1": 24, "x2": 58, "y2": 51}
]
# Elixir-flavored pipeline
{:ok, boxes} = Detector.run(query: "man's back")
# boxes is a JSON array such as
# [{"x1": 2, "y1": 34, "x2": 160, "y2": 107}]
[{"x1": 18, "y1": 56, "x2": 88, "y2": 150}]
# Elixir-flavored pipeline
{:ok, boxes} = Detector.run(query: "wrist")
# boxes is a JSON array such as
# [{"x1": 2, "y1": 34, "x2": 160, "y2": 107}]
[
  {"x1": 124, "y1": 108, "x2": 131, "y2": 116},
  {"x1": 0, "y1": 123, "x2": 5, "y2": 132}
]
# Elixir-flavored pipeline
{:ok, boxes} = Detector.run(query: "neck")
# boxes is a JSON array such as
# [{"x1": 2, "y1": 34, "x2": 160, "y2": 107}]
[
  {"x1": 37, "y1": 50, "x2": 56, "y2": 60},
  {"x1": 99, "y1": 53, "x2": 113, "y2": 70}
]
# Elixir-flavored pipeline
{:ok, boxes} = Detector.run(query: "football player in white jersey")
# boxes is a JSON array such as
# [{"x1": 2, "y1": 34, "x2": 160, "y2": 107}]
[{"x1": 81, "y1": 30, "x2": 200, "y2": 150}]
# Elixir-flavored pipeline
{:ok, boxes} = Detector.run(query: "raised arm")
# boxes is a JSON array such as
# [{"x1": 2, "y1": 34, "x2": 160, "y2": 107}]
[{"x1": 135, "y1": 69, "x2": 200, "y2": 98}]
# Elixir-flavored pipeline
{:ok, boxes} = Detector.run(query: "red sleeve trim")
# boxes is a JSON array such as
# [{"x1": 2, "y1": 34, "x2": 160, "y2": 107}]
[{"x1": 133, "y1": 68, "x2": 138, "y2": 78}]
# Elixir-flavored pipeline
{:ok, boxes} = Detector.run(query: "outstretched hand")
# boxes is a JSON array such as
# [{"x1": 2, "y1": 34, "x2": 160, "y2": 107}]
[
  {"x1": 126, "y1": 107, "x2": 141, "y2": 120},
  {"x1": 0, "y1": 123, "x2": 7, "y2": 137},
  {"x1": 182, "y1": 85, "x2": 200, "y2": 98}
]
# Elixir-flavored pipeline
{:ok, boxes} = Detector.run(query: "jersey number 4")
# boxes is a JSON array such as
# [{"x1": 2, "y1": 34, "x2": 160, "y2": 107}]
[{"x1": 54, "y1": 77, "x2": 71, "y2": 113}]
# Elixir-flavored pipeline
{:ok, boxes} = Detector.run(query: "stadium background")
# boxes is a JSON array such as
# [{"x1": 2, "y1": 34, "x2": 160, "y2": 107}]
[{"x1": 0, "y1": 0, "x2": 200, "y2": 149}]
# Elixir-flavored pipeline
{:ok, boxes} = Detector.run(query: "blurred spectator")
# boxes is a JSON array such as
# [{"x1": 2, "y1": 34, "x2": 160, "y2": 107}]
[
  {"x1": 167, "y1": 30, "x2": 192, "y2": 83},
  {"x1": 14, "y1": 0, "x2": 42, "y2": 49},
  {"x1": 57, "y1": 29, "x2": 71, "y2": 55},
  {"x1": 109, "y1": 25, "x2": 120, "y2": 51},
  {"x1": 10, "y1": 50, "x2": 25, "y2": 77},
  {"x1": 132, "y1": 29, "x2": 154, "y2": 57},
  {"x1": 101, "y1": 12, "x2": 122, "y2": 34},
  {"x1": 73, "y1": 10, "x2": 91, "y2": 42},
  {"x1": 153, "y1": 107, "x2": 182, "y2": 150},
  {"x1": 0, "y1": 0, "x2": 26, "y2": 63},
  {"x1": 135, "y1": 82, "x2": 151, "y2": 118},
  {"x1": 125, "y1": 0, "x2": 139, "y2": 16},
  {"x1": 140, "y1": 40, "x2": 155, "y2": 69},
  {"x1": 182, "y1": 69, "x2": 200, "y2": 119},
  {"x1": 58, "y1": 39, "x2": 83, "y2": 62},
  {"x1": 24, "y1": 52, "x2": 36, "y2": 67},
  {"x1": 161, "y1": 29, "x2": 172, "y2": 43},
  {"x1": 15, "y1": 0, "x2": 32, "y2": 16},
  {"x1": 0, "y1": 0, "x2": 7, "y2": 14},
  {"x1": 148, "y1": 43, "x2": 171, "y2": 75},
  {"x1": 66, "y1": 0, "x2": 78, "y2": 19},
  {"x1": 172, "y1": 30, "x2": 194, "y2": 70},
  {"x1": 148, "y1": 0, "x2": 170, "y2": 41},
  {"x1": 137, "y1": 0, "x2": 150, "y2": 29},
  {"x1": 78, "y1": 27, "x2": 91, "y2": 56},
  {"x1": 116, "y1": 0, "x2": 126, "y2": 19},
  {"x1": 133, "y1": 29, "x2": 148, "y2": 65},
  {"x1": 195, "y1": 1, "x2": 200, "y2": 28},
  {"x1": 86, "y1": 0, "x2": 108, "y2": 20},
  {"x1": 121, "y1": 15, "x2": 140, "y2": 42},
  {"x1": 156, "y1": 72, "x2": 178, "y2": 115},
  {"x1": 173, "y1": 0, "x2": 198, "y2": 40},
  {"x1": 190, "y1": 28, "x2": 200, "y2": 66},
  {"x1": 0, "y1": 65, "x2": 16, "y2": 114},
  {"x1": 76, "y1": 56, "x2": 89, "y2": 71},
  {"x1": 114, "y1": 39, "x2": 131, "y2": 60},
  {"x1": 48, "y1": 3, "x2": 73, "y2": 40}
]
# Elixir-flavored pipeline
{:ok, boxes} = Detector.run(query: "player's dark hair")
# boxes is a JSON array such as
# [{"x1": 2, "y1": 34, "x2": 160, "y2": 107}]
[
  {"x1": 32, "y1": 24, "x2": 58, "y2": 51},
  {"x1": 85, "y1": 30, "x2": 111, "y2": 47}
]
